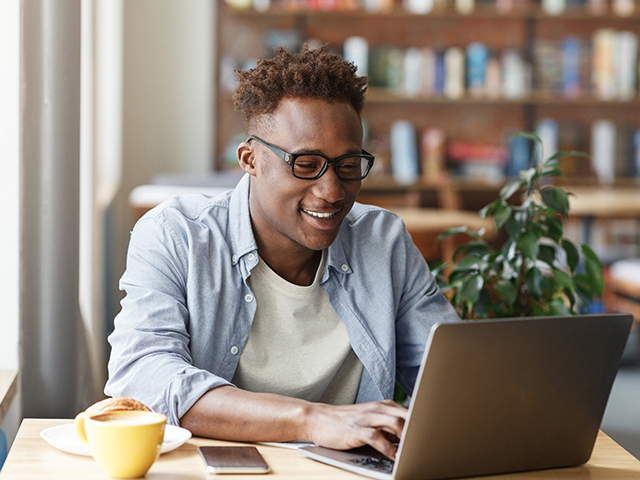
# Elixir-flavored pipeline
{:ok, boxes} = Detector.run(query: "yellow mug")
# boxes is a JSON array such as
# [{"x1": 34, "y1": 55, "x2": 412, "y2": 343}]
[{"x1": 75, "y1": 410, "x2": 166, "y2": 478}]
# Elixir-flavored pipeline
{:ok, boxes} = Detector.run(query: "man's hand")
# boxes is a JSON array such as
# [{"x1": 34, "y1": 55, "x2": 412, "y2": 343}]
[
  {"x1": 306, "y1": 400, "x2": 407, "y2": 460},
  {"x1": 180, "y1": 387, "x2": 407, "y2": 459}
]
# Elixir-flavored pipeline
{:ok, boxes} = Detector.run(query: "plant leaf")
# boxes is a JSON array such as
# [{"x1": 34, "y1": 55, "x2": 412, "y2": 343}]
[
  {"x1": 458, "y1": 274, "x2": 484, "y2": 304},
  {"x1": 542, "y1": 216, "x2": 563, "y2": 242},
  {"x1": 540, "y1": 187, "x2": 570, "y2": 216},
  {"x1": 452, "y1": 241, "x2": 491, "y2": 261},
  {"x1": 582, "y1": 245, "x2": 604, "y2": 296},
  {"x1": 479, "y1": 200, "x2": 500, "y2": 220},
  {"x1": 500, "y1": 179, "x2": 522, "y2": 202},
  {"x1": 501, "y1": 239, "x2": 517, "y2": 261},
  {"x1": 517, "y1": 231, "x2": 539, "y2": 259},
  {"x1": 552, "y1": 268, "x2": 574, "y2": 290},
  {"x1": 495, "y1": 279, "x2": 517, "y2": 306},
  {"x1": 538, "y1": 244, "x2": 556, "y2": 266},
  {"x1": 548, "y1": 299, "x2": 573, "y2": 316},
  {"x1": 561, "y1": 239, "x2": 580, "y2": 272},
  {"x1": 505, "y1": 212, "x2": 526, "y2": 240},
  {"x1": 493, "y1": 203, "x2": 512, "y2": 229},
  {"x1": 525, "y1": 266, "x2": 543, "y2": 298},
  {"x1": 518, "y1": 167, "x2": 537, "y2": 187}
]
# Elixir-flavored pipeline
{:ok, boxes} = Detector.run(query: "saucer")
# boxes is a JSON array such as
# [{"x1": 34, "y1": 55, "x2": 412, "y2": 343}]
[{"x1": 41, "y1": 423, "x2": 192, "y2": 456}]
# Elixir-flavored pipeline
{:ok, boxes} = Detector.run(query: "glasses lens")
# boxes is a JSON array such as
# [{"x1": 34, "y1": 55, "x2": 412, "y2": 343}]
[
  {"x1": 292, "y1": 155, "x2": 325, "y2": 179},
  {"x1": 336, "y1": 156, "x2": 368, "y2": 180}
]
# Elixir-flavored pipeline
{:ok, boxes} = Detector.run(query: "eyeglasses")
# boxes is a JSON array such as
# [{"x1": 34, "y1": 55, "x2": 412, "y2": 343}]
[{"x1": 247, "y1": 135, "x2": 375, "y2": 182}]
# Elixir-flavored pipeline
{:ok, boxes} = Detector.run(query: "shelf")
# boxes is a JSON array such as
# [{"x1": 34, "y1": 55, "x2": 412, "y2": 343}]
[
  {"x1": 224, "y1": 5, "x2": 640, "y2": 21},
  {"x1": 365, "y1": 88, "x2": 640, "y2": 106}
]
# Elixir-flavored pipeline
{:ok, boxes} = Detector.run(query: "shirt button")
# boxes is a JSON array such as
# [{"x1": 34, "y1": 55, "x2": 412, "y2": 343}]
[
  {"x1": 341, "y1": 264, "x2": 349, "y2": 272},
  {"x1": 247, "y1": 253, "x2": 255, "y2": 261},
  {"x1": 230, "y1": 346, "x2": 239, "y2": 355},
  {"x1": 244, "y1": 294, "x2": 253, "y2": 303},
  {"x1": 232, "y1": 255, "x2": 238, "y2": 263}
]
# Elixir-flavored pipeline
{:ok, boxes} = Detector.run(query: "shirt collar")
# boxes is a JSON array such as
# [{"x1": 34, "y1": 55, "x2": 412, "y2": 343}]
[
  {"x1": 228, "y1": 174, "x2": 258, "y2": 265},
  {"x1": 228, "y1": 172, "x2": 352, "y2": 277}
]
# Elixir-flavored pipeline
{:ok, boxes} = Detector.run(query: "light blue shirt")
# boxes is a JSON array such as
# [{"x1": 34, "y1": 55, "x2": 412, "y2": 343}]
[{"x1": 106, "y1": 174, "x2": 460, "y2": 425}]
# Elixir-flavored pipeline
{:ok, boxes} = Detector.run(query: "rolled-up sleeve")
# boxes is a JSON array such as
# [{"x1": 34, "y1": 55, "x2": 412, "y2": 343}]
[{"x1": 105, "y1": 216, "x2": 233, "y2": 425}]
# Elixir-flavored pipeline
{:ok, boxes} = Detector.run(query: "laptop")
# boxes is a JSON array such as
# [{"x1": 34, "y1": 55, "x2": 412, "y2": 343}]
[{"x1": 298, "y1": 313, "x2": 633, "y2": 480}]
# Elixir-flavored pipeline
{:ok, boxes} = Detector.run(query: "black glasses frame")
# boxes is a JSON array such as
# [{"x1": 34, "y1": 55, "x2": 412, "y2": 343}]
[{"x1": 247, "y1": 135, "x2": 375, "y2": 181}]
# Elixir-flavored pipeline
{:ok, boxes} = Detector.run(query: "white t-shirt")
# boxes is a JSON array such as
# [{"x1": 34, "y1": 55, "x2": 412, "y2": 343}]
[{"x1": 231, "y1": 250, "x2": 364, "y2": 405}]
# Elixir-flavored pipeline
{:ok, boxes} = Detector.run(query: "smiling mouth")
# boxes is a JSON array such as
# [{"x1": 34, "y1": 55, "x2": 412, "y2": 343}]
[{"x1": 302, "y1": 208, "x2": 336, "y2": 219}]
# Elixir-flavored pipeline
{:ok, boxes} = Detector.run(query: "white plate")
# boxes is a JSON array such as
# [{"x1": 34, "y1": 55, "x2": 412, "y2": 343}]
[{"x1": 40, "y1": 423, "x2": 192, "y2": 456}]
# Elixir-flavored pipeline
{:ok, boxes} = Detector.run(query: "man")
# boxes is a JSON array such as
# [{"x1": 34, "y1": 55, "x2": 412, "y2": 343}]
[{"x1": 106, "y1": 45, "x2": 459, "y2": 459}]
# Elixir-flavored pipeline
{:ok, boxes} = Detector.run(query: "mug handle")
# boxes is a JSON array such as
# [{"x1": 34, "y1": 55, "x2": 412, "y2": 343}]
[{"x1": 74, "y1": 412, "x2": 89, "y2": 445}]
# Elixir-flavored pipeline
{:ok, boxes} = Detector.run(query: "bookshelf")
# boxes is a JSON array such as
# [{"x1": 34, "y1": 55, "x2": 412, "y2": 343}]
[{"x1": 214, "y1": 1, "x2": 640, "y2": 209}]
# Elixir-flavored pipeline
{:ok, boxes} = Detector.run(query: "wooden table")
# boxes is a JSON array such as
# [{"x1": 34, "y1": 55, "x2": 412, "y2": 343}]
[
  {"x1": 389, "y1": 207, "x2": 495, "y2": 263},
  {"x1": 3, "y1": 419, "x2": 640, "y2": 479},
  {"x1": 0, "y1": 370, "x2": 18, "y2": 425}
]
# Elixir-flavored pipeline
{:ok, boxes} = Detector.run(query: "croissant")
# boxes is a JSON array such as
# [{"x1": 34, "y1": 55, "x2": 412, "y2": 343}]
[{"x1": 85, "y1": 397, "x2": 151, "y2": 416}]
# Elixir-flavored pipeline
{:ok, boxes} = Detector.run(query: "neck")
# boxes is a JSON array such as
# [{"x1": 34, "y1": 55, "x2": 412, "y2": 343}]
[{"x1": 257, "y1": 245, "x2": 321, "y2": 286}]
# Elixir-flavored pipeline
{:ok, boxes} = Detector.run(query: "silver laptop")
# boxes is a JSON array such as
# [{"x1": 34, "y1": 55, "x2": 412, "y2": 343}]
[{"x1": 299, "y1": 313, "x2": 633, "y2": 480}]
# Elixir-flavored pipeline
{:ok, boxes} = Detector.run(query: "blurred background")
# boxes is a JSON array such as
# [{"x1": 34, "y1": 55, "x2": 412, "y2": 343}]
[{"x1": 1, "y1": 0, "x2": 640, "y2": 465}]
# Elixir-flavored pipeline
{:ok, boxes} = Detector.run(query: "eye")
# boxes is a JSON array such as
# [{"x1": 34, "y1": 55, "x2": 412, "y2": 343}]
[
  {"x1": 337, "y1": 157, "x2": 362, "y2": 174},
  {"x1": 293, "y1": 156, "x2": 324, "y2": 175}
]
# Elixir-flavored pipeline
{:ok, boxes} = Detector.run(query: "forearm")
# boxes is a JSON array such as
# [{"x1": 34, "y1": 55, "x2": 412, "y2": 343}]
[
  {"x1": 180, "y1": 385, "x2": 407, "y2": 459},
  {"x1": 180, "y1": 386, "x2": 312, "y2": 442}
]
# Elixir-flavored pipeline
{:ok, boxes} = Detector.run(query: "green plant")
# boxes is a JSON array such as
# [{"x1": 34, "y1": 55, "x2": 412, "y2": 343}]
[{"x1": 433, "y1": 133, "x2": 604, "y2": 320}]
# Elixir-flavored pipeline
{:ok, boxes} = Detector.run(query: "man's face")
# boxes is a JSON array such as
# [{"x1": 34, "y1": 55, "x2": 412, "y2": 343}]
[{"x1": 240, "y1": 97, "x2": 364, "y2": 256}]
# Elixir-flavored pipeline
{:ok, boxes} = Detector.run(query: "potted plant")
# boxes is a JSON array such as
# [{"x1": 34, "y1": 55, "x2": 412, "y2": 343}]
[{"x1": 433, "y1": 133, "x2": 604, "y2": 320}]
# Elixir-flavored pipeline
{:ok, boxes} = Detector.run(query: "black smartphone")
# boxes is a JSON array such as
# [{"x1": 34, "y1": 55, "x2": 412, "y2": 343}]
[{"x1": 198, "y1": 446, "x2": 270, "y2": 474}]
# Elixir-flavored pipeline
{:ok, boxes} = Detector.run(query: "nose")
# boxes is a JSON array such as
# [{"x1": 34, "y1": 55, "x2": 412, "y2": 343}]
[{"x1": 312, "y1": 163, "x2": 346, "y2": 203}]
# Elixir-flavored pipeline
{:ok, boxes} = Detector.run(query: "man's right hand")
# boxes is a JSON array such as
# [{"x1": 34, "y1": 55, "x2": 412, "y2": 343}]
[
  {"x1": 180, "y1": 386, "x2": 407, "y2": 459},
  {"x1": 305, "y1": 399, "x2": 407, "y2": 459}
]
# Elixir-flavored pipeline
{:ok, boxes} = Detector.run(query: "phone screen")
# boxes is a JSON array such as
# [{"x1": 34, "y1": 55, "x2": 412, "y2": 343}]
[{"x1": 198, "y1": 446, "x2": 270, "y2": 474}]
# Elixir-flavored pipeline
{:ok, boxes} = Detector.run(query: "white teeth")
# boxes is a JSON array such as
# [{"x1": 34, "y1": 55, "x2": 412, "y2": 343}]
[{"x1": 303, "y1": 209, "x2": 334, "y2": 219}]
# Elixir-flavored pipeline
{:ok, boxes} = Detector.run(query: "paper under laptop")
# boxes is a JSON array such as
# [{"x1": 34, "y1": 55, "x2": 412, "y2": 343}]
[{"x1": 299, "y1": 313, "x2": 633, "y2": 480}]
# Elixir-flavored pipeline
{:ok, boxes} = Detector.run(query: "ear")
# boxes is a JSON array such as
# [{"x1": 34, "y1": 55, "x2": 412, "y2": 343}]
[{"x1": 237, "y1": 141, "x2": 257, "y2": 176}]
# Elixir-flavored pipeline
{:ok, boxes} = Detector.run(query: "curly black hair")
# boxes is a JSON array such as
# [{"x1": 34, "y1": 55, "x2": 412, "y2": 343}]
[{"x1": 232, "y1": 44, "x2": 368, "y2": 134}]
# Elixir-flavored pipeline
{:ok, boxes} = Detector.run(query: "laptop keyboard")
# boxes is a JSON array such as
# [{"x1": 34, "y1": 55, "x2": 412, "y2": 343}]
[{"x1": 348, "y1": 456, "x2": 395, "y2": 473}]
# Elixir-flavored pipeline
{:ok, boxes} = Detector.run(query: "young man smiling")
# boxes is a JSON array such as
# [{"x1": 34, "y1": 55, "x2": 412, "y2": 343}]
[{"x1": 106, "y1": 45, "x2": 459, "y2": 459}]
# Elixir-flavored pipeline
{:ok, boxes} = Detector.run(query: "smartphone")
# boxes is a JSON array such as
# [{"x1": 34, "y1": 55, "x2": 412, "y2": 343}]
[{"x1": 198, "y1": 446, "x2": 270, "y2": 474}]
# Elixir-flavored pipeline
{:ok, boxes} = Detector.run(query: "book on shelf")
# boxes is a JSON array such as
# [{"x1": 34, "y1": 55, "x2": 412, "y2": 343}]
[
  {"x1": 615, "y1": 32, "x2": 638, "y2": 101},
  {"x1": 541, "y1": 0, "x2": 566, "y2": 15},
  {"x1": 557, "y1": 120, "x2": 588, "y2": 178},
  {"x1": 535, "y1": 119, "x2": 559, "y2": 164},
  {"x1": 501, "y1": 49, "x2": 528, "y2": 100},
  {"x1": 446, "y1": 141, "x2": 508, "y2": 185},
  {"x1": 444, "y1": 47, "x2": 465, "y2": 100},
  {"x1": 561, "y1": 36, "x2": 582, "y2": 99},
  {"x1": 612, "y1": 0, "x2": 635, "y2": 16},
  {"x1": 434, "y1": 50, "x2": 446, "y2": 96},
  {"x1": 506, "y1": 132, "x2": 531, "y2": 178},
  {"x1": 455, "y1": 0, "x2": 475, "y2": 14},
  {"x1": 253, "y1": 0, "x2": 271, "y2": 11},
  {"x1": 591, "y1": 119, "x2": 617, "y2": 185},
  {"x1": 634, "y1": 130, "x2": 640, "y2": 180},
  {"x1": 390, "y1": 120, "x2": 420, "y2": 185},
  {"x1": 615, "y1": 125, "x2": 635, "y2": 179},
  {"x1": 343, "y1": 36, "x2": 368, "y2": 77},
  {"x1": 534, "y1": 39, "x2": 562, "y2": 96},
  {"x1": 485, "y1": 55, "x2": 502, "y2": 99},
  {"x1": 587, "y1": 0, "x2": 607, "y2": 14},
  {"x1": 404, "y1": 0, "x2": 434, "y2": 14},
  {"x1": 592, "y1": 29, "x2": 617, "y2": 100},
  {"x1": 421, "y1": 47, "x2": 437, "y2": 97},
  {"x1": 421, "y1": 128, "x2": 447, "y2": 183},
  {"x1": 466, "y1": 42, "x2": 489, "y2": 98},
  {"x1": 404, "y1": 47, "x2": 423, "y2": 97}
]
